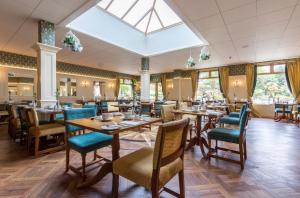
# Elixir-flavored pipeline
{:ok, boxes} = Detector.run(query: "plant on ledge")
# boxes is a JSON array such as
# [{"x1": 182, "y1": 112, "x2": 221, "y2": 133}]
[{"x1": 62, "y1": 30, "x2": 83, "y2": 52}]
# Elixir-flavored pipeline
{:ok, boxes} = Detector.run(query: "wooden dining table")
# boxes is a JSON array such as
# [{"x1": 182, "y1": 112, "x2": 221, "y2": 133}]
[
  {"x1": 65, "y1": 116, "x2": 162, "y2": 187},
  {"x1": 173, "y1": 109, "x2": 224, "y2": 158}
]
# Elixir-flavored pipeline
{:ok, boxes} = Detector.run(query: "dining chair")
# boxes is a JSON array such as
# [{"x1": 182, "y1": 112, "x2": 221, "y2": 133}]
[
  {"x1": 207, "y1": 109, "x2": 250, "y2": 169},
  {"x1": 7, "y1": 105, "x2": 21, "y2": 141},
  {"x1": 274, "y1": 103, "x2": 293, "y2": 120},
  {"x1": 64, "y1": 108, "x2": 113, "y2": 180},
  {"x1": 112, "y1": 118, "x2": 190, "y2": 198},
  {"x1": 229, "y1": 103, "x2": 248, "y2": 118},
  {"x1": 161, "y1": 104, "x2": 195, "y2": 145},
  {"x1": 219, "y1": 104, "x2": 247, "y2": 126},
  {"x1": 153, "y1": 101, "x2": 164, "y2": 117},
  {"x1": 26, "y1": 108, "x2": 65, "y2": 157},
  {"x1": 140, "y1": 103, "x2": 153, "y2": 117},
  {"x1": 99, "y1": 100, "x2": 108, "y2": 114}
]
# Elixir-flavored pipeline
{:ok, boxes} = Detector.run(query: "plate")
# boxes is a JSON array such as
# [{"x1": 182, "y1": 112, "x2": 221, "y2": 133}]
[{"x1": 101, "y1": 125, "x2": 120, "y2": 130}]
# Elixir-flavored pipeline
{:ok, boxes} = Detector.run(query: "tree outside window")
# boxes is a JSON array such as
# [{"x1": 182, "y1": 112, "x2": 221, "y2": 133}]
[
  {"x1": 150, "y1": 82, "x2": 163, "y2": 101},
  {"x1": 119, "y1": 79, "x2": 133, "y2": 99},
  {"x1": 253, "y1": 64, "x2": 293, "y2": 104},
  {"x1": 197, "y1": 70, "x2": 223, "y2": 101}
]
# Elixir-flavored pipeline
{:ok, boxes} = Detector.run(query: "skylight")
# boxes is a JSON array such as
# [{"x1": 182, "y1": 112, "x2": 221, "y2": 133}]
[{"x1": 97, "y1": 0, "x2": 182, "y2": 34}]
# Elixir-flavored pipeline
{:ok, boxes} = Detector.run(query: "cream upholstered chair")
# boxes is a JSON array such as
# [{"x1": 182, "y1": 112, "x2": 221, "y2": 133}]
[
  {"x1": 112, "y1": 118, "x2": 190, "y2": 198},
  {"x1": 161, "y1": 104, "x2": 195, "y2": 142},
  {"x1": 26, "y1": 108, "x2": 65, "y2": 156},
  {"x1": 161, "y1": 104, "x2": 176, "y2": 123}
]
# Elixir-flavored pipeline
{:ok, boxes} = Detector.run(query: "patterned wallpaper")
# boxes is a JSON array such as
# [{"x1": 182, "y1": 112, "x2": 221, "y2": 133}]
[
  {"x1": 38, "y1": 20, "x2": 55, "y2": 46},
  {"x1": 0, "y1": 51, "x2": 137, "y2": 80},
  {"x1": 141, "y1": 57, "x2": 149, "y2": 71},
  {"x1": 229, "y1": 64, "x2": 246, "y2": 76}
]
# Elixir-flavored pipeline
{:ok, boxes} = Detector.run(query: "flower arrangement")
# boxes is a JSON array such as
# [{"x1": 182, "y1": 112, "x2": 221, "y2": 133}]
[
  {"x1": 62, "y1": 30, "x2": 83, "y2": 52},
  {"x1": 186, "y1": 56, "x2": 196, "y2": 68}
]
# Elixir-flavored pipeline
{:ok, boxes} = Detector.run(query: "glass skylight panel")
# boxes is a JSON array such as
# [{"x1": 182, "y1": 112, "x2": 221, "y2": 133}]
[
  {"x1": 97, "y1": 0, "x2": 182, "y2": 34},
  {"x1": 107, "y1": 0, "x2": 137, "y2": 18},
  {"x1": 155, "y1": 0, "x2": 182, "y2": 27},
  {"x1": 123, "y1": 0, "x2": 154, "y2": 26},
  {"x1": 136, "y1": 12, "x2": 151, "y2": 32},
  {"x1": 98, "y1": 0, "x2": 112, "y2": 9},
  {"x1": 147, "y1": 12, "x2": 162, "y2": 33}
]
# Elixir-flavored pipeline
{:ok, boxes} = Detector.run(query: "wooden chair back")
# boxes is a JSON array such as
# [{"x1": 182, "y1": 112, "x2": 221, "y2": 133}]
[
  {"x1": 25, "y1": 108, "x2": 39, "y2": 127},
  {"x1": 161, "y1": 105, "x2": 176, "y2": 123},
  {"x1": 152, "y1": 118, "x2": 190, "y2": 170}
]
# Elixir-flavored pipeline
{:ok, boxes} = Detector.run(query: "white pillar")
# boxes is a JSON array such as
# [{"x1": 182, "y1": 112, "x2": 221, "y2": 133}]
[
  {"x1": 140, "y1": 70, "x2": 150, "y2": 101},
  {"x1": 140, "y1": 57, "x2": 150, "y2": 102},
  {"x1": 34, "y1": 42, "x2": 61, "y2": 107}
]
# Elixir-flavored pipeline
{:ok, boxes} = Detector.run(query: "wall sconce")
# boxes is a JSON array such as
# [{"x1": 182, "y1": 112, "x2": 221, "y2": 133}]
[
  {"x1": 167, "y1": 83, "x2": 174, "y2": 89},
  {"x1": 23, "y1": 87, "x2": 30, "y2": 91},
  {"x1": 108, "y1": 83, "x2": 115, "y2": 88},
  {"x1": 233, "y1": 80, "x2": 240, "y2": 87},
  {"x1": 81, "y1": 81, "x2": 89, "y2": 87}
]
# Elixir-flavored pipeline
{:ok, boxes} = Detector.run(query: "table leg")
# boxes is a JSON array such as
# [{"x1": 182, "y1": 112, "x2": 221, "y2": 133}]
[{"x1": 77, "y1": 133, "x2": 120, "y2": 188}]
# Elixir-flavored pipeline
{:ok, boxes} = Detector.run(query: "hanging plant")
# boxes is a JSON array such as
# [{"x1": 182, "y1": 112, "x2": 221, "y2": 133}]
[
  {"x1": 187, "y1": 56, "x2": 196, "y2": 67},
  {"x1": 62, "y1": 30, "x2": 83, "y2": 52},
  {"x1": 199, "y1": 46, "x2": 210, "y2": 61}
]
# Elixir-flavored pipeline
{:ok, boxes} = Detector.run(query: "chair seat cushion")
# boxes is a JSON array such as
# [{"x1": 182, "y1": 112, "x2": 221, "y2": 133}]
[
  {"x1": 68, "y1": 132, "x2": 113, "y2": 154},
  {"x1": 55, "y1": 113, "x2": 64, "y2": 120},
  {"x1": 275, "y1": 108, "x2": 292, "y2": 113},
  {"x1": 220, "y1": 117, "x2": 240, "y2": 125},
  {"x1": 208, "y1": 128, "x2": 240, "y2": 143},
  {"x1": 29, "y1": 123, "x2": 65, "y2": 136},
  {"x1": 113, "y1": 147, "x2": 183, "y2": 190},
  {"x1": 229, "y1": 112, "x2": 240, "y2": 118}
]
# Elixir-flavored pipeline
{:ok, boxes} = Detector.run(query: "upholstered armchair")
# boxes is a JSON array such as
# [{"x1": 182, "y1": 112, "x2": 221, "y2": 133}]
[
  {"x1": 112, "y1": 118, "x2": 190, "y2": 198},
  {"x1": 219, "y1": 104, "x2": 247, "y2": 126},
  {"x1": 140, "y1": 103, "x2": 153, "y2": 116},
  {"x1": 26, "y1": 108, "x2": 65, "y2": 156},
  {"x1": 207, "y1": 109, "x2": 250, "y2": 169},
  {"x1": 64, "y1": 108, "x2": 113, "y2": 180}
]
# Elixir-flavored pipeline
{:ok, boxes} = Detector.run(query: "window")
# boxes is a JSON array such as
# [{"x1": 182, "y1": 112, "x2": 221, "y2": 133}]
[
  {"x1": 197, "y1": 70, "x2": 223, "y2": 101},
  {"x1": 98, "y1": 0, "x2": 182, "y2": 34},
  {"x1": 253, "y1": 64, "x2": 293, "y2": 104},
  {"x1": 150, "y1": 82, "x2": 163, "y2": 101},
  {"x1": 119, "y1": 79, "x2": 133, "y2": 99}
]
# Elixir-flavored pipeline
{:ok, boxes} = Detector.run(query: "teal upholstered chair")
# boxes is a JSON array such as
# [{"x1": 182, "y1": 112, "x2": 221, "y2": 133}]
[
  {"x1": 140, "y1": 103, "x2": 152, "y2": 117},
  {"x1": 208, "y1": 109, "x2": 250, "y2": 169},
  {"x1": 153, "y1": 101, "x2": 164, "y2": 117},
  {"x1": 229, "y1": 104, "x2": 247, "y2": 118},
  {"x1": 99, "y1": 101, "x2": 108, "y2": 114},
  {"x1": 55, "y1": 102, "x2": 74, "y2": 120},
  {"x1": 220, "y1": 104, "x2": 247, "y2": 126},
  {"x1": 274, "y1": 103, "x2": 292, "y2": 120},
  {"x1": 83, "y1": 103, "x2": 97, "y2": 109},
  {"x1": 64, "y1": 108, "x2": 113, "y2": 180}
]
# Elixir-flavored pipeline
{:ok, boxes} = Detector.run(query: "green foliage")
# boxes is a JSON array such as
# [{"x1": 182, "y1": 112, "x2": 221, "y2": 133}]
[
  {"x1": 253, "y1": 74, "x2": 293, "y2": 102},
  {"x1": 197, "y1": 78, "x2": 223, "y2": 100}
]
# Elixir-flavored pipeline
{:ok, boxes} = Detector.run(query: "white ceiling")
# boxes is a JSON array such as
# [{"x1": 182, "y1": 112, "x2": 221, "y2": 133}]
[{"x1": 1, "y1": 0, "x2": 300, "y2": 75}]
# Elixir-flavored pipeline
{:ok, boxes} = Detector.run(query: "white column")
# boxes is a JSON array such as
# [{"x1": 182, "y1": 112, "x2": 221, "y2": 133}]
[
  {"x1": 140, "y1": 70, "x2": 150, "y2": 101},
  {"x1": 34, "y1": 42, "x2": 61, "y2": 107}
]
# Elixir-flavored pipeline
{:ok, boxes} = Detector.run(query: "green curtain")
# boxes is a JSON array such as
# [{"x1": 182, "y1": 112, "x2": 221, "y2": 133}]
[
  {"x1": 191, "y1": 71, "x2": 199, "y2": 100},
  {"x1": 286, "y1": 60, "x2": 300, "y2": 102},
  {"x1": 114, "y1": 78, "x2": 120, "y2": 98},
  {"x1": 161, "y1": 74, "x2": 167, "y2": 100},
  {"x1": 218, "y1": 67, "x2": 230, "y2": 102}
]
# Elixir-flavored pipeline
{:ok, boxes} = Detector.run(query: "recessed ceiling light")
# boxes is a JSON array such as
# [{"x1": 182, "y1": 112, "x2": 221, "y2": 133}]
[{"x1": 242, "y1": 45, "x2": 249, "y2": 49}]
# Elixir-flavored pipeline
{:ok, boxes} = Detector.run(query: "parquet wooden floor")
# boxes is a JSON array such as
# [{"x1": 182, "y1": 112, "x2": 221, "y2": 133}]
[{"x1": 0, "y1": 118, "x2": 300, "y2": 198}]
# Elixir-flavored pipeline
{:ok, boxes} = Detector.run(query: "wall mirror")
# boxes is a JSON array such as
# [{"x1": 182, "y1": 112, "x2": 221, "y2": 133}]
[
  {"x1": 59, "y1": 78, "x2": 77, "y2": 96},
  {"x1": 8, "y1": 76, "x2": 34, "y2": 97}
]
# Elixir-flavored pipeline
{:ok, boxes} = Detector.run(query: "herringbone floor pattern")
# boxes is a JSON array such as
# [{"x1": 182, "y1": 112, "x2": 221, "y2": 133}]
[{"x1": 0, "y1": 118, "x2": 300, "y2": 197}]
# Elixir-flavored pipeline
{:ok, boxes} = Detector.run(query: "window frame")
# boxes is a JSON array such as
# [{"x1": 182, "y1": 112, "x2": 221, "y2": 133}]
[
  {"x1": 119, "y1": 78, "x2": 134, "y2": 98},
  {"x1": 256, "y1": 64, "x2": 286, "y2": 75},
  {"x1": 199, "y1": 70, "x2": 219, "y2": 80}
]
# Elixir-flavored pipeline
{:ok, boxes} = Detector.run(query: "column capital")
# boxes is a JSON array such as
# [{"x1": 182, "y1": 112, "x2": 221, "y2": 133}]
[{"x1": 33, "y1": 42, "x2": 62, "y2": 53}]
